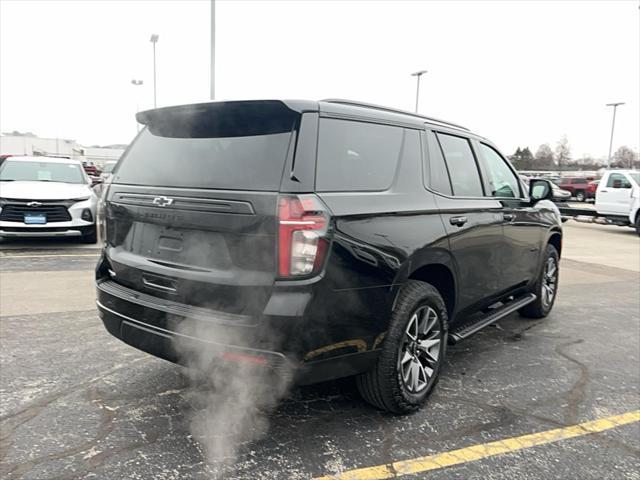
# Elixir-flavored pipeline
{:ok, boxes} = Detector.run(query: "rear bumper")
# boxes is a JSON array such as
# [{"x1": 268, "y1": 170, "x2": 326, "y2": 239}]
[{"x1": 96, "y1": 279, "x2": 381, "y2": 385}]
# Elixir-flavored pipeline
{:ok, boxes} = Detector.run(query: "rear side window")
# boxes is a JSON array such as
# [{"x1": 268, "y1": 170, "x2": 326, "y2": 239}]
[
  {"x1": 436, "y1": 133, "x2": 484, "y2": 197},
  {"x1": 572, "y1": 178, "x2": 587, "y2": 184},
  {"x1": 424, "y1": 131, "x2": 452, "y2": 195},
  {"x1": 316, "y1": 119, "x2": 403, "y2": 191}
]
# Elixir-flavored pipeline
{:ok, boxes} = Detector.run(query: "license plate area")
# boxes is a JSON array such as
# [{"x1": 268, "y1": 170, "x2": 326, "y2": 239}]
[{"x1": 24, "y1": 213, "x2": 47, "y2": 224}]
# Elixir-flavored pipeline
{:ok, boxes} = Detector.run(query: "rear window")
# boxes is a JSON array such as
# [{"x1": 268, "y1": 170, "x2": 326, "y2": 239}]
[
  {"x1": 114, "y1": 129, "x2": 292, "y2": 190},
  {"x1": 316, "y1": 119, "x2": 403, "y2": 192},
  {"x1": 115, "y1": 101, "x2": 301, "y2": 191}
]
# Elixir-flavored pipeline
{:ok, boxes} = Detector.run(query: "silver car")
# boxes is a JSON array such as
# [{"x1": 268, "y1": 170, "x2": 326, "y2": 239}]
[{"x1": 0, "y1": 156, "x2": 98, "y2": 242}]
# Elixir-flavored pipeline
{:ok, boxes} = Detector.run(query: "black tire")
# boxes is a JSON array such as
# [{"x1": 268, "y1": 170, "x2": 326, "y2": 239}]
[
  {"x1": 81, "y1": 226, "x2": 98, "y2": 244},
  {"x1": 635, "y1": 213, "x2": 640, "y2": 237},
  {"x1": 519, "y1": 244, "x2": 559, "y2": 319},
  {"x1": 356, "y1": 280, "x2": 448, "y2": 414},
  {"x1": 575, "y1": 191, "x2": 585, "y2": 202}
]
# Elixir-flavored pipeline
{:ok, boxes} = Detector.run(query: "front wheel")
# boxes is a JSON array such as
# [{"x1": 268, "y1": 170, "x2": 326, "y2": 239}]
[
  {"x1": 575, "y1": 191, "x2": 585, "y2": 202},
  {"x1": 519, "y1": 244, "x2": 559, "y2": 319},
  {"x1": 356, "y1": 281, "x2": 447, "y2": 414},
  {"x1": 81, "y1": 226, "x2": 98, "y2": 244},
  {"x1": 635, "y1": 213, "x2": 640, "y2": 236}
]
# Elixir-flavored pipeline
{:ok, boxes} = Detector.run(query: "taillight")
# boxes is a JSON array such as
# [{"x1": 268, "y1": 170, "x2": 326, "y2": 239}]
[{"x1": 278, "y1": 194, "x2": 330, "y2": 278}]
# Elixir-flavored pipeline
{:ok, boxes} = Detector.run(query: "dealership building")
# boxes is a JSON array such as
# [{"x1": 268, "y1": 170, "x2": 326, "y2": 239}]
[{"x1": 0, "y1": 132, "x2": 125, "y2": 167}]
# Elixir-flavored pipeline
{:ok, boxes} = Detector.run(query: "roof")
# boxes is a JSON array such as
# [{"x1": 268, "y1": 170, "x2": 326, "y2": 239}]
[
  {"x1": 2, "y1": 155, "x2": 82, "y2": 165},
  {"x1": 137, "y1": 99, "x2": 474, "y2": 136}
]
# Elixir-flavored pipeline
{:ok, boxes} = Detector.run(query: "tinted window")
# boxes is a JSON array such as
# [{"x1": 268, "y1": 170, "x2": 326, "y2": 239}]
[
  {"x1": 423, "y1": 131, "x2": 452, "y2": 195},
  {"x1": 572, "y1": 178, "x2": 588, "y2": 184},
  {"x1": 316, "y1": 119, "x2": 403, "y2": 191},
  {"x1": 114, "y1": 128, "x2": 292, "y2": 190},
  {"x1": 607, "y1": 173, "x2": 631, "y2": 188},
  {"x1": 0, "y1": 160, "x2": 86, "y2": 184},
  {"x1": 479, "y1": 143, "x2": 521, "y2": 198},
  {"x1": 436, "y1": 133, "x2": 484, "y2": 197}
]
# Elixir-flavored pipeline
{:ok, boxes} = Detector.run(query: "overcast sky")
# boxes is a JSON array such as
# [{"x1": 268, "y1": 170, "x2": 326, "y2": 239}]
[{"x1": 1, "y1": 0, "x2": 638, "y2": 158}]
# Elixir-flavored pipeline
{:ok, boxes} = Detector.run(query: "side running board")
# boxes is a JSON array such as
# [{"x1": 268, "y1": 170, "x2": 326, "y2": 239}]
[{"x1": 449, "y1": 293, "x2": 537, "y2": 345}]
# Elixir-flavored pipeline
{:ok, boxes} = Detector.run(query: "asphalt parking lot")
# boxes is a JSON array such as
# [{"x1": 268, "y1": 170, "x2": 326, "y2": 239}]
[{"x1": 1, "y1": 221, "x2": 639, "y2": 479}]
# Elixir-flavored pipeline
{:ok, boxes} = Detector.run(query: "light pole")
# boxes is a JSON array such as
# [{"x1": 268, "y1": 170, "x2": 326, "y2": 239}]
[
  {"x1": 150, "y1": 34, "x2": 159, "y2": 108},
  {"x1": 131, "y1": 79, "x2": 144, "y2": 132},
  {"x1": 411, "y1": 70, "x2": 427, "y2": 113},
  {"x1": 210, "y1": 0, "x2": 215, "y2": 100},
  {"x1": 606, "y1": 102, "x2": 625, "y2": 167}
]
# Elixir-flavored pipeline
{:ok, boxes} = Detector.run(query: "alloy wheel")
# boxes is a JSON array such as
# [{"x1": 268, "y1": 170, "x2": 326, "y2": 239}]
[
  {"x1": 542, "y1": 257, "x2": 558, "y2": 308},
  {"x1": 398, "y1": 305, "x2": 442, "y2": 394}
]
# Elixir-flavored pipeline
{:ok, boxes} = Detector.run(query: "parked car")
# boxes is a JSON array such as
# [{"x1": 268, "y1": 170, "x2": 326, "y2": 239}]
[
  {"x1": 0, "y1": 156, "x2": 98, "y2": 242},
  {"x1": 551, "y1": 183, "x2": 572, "y2": 202},
  {"x1": 586, "y1": 180, "x2": 599, "y2": 200},
  {"x1": 96, "y1": 99, "x2": 562, "y2": 413},
  {"x1": 100, "y1": 160, "x2": 118, "y2": 182},
  {"x1": 82, "y1": 160, "x2": 101, "y2": 177},
  {"x1": 558, "y1": 177, "x2": 590, "y2": 202}
]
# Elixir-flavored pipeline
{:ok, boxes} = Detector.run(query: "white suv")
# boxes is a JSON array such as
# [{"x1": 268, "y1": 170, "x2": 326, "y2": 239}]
[{"x1": 0, "y1": 156, "x2": 98, "y2": 242}]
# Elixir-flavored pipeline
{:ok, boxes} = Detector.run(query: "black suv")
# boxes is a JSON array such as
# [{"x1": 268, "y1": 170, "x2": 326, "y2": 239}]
[{"x1": 96, "y1": 99, "x2": 562, "y2": 413}]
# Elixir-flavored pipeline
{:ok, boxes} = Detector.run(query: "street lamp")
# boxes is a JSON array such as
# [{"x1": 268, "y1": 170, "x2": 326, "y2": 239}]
[
  {"x1": 606, "y1": 102, "x2": 625, "y2": 168},
  {"x1": 411, "y1": 70, "x2": 427, "y2": 113},
  {"x1": 210, "y1": 0, "x2": 215, "y2": 100},
  {"x1": 131, "y1": 79, "x2": 144, "y2": 132},
  {"x1": 150, "y1": 34, "x2": 159, "y2": 108}
]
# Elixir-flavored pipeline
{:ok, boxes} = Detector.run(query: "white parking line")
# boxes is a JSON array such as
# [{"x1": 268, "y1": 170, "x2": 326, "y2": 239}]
[{"x1": 0, "y1": 253, "x2": 100, "y2": 259}]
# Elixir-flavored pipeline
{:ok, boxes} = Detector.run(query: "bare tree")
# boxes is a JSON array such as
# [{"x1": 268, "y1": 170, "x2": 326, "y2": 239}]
[
  {"x1": 555, "y1": 135, "x2": 571, "y2": 173},
  {"x1": 612, "y1": 145, "x2": 639, "y2": 169},
  {"x1": 534, "y1": 144, "x2": 555, "y2": 170}
]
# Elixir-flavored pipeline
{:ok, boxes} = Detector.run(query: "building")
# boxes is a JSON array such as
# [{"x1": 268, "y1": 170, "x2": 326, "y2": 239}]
[{"x1": 0, "y1": 132, "x2": 125, "y2": 167}]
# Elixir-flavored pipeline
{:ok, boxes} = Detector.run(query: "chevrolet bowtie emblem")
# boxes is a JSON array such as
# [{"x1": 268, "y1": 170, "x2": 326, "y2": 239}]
[{"x1": 152, "y1": 196, "x2": 174, "y2": 207}]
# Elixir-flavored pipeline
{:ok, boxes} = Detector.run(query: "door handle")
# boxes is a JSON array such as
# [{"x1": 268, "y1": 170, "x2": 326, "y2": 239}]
[
  {"x1": 449, "y1": 216, "x2": 468, "y2": 227},
  {"x1": 503, "y1": 213, "x2": 515, "y2": 222},
  {"x1": 600, "y1": 189, "x2": 608, "y2": 193}
]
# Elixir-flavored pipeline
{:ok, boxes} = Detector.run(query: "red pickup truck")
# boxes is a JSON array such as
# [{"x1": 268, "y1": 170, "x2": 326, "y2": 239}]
[{"x1": 558, "y1": 177, "x2": 591, "y2": 202}]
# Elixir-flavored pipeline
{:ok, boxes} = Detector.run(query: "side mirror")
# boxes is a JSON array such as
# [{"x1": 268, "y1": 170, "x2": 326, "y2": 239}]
[
  {"x1": 91, "y1": 177, "x2": 103, "y2": 187},
  {"x1": 529, "y1": 179, "x2": 554, "y2": 202}
]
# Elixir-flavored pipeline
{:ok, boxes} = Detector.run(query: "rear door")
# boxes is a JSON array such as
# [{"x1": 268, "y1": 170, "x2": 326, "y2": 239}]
[
  {"x1": 475, "y1": 141, "x2": 543, "y2": 291},
  {"x1": 103, "y1": 101, "x2": 300, "y2": 316},
  {"x1": 597, "y1": 173, "x2": 633, "y2": 215},
  {"x1": 425, "y1": 130, "x2": 503, "y2": 314}
]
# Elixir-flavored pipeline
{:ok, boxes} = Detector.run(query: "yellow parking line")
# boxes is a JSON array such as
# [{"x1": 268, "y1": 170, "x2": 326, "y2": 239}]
[{"x1": 314, "y1": 410, "x2": 640, "y2": 480}]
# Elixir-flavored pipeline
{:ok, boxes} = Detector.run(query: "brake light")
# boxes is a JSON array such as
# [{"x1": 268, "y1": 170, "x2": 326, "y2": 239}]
[{"x1": 278, "y1": 195, "x2": 330, "y2": 277}]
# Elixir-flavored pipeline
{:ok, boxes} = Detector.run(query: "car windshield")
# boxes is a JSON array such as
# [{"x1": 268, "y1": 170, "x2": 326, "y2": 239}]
[
  {"x1": 0, "y1": 160, "x2": 86, "y2": 184},
  {"x1": 102, "y1": 162, "x2": 117, "y2": 173},
  {"x1": 629, "y1": 172, "x2": 639, "y2": 184}
]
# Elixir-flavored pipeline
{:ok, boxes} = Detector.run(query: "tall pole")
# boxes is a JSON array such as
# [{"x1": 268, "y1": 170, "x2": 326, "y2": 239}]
[
  {"x1": 210, "y1": 0, "x2": 215, "y2": 100},
  {"x1": 150, "y1": 34, "x2": 159, "y2": 108},
  {"x1": 131, "y1": 79, "x2": 144, "y2": 133},
  {"x1": 411, "y1": 70, "x2": 427, "y2": 113},
  {"x1": 606, "y1": 102, "x2": 624, "y2": 168}
]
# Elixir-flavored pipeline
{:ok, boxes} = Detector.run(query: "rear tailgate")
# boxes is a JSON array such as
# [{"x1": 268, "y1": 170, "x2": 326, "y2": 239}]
[{"x1": 103, "y1": 101, "x2": 300, "y2": 317}]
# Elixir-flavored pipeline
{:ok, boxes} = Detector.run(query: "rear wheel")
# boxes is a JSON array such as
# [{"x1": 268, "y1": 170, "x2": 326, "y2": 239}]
[
  {"x1": 519, "y1": 244, "x2": 559, "y2": 319},
  {"x1": 635, "y1": 213, "x2": 640, "y2": 236},
  {"x1": 575, "y1": 191, "x2": 585, "y2": 202},
  {"x1": 356, "y1": 281, "x2": 447, "y2": 414}
]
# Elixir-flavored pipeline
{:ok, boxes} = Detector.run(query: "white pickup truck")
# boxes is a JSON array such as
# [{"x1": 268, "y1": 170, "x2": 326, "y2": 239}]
[{"x1": 561, "y1": 170, "x2": 640, "y2": 235}]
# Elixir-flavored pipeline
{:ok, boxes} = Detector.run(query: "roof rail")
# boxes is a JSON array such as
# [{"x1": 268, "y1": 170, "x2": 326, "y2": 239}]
[{"x1": 321, "y1": 98, "x2": 469, "y2": 131}]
